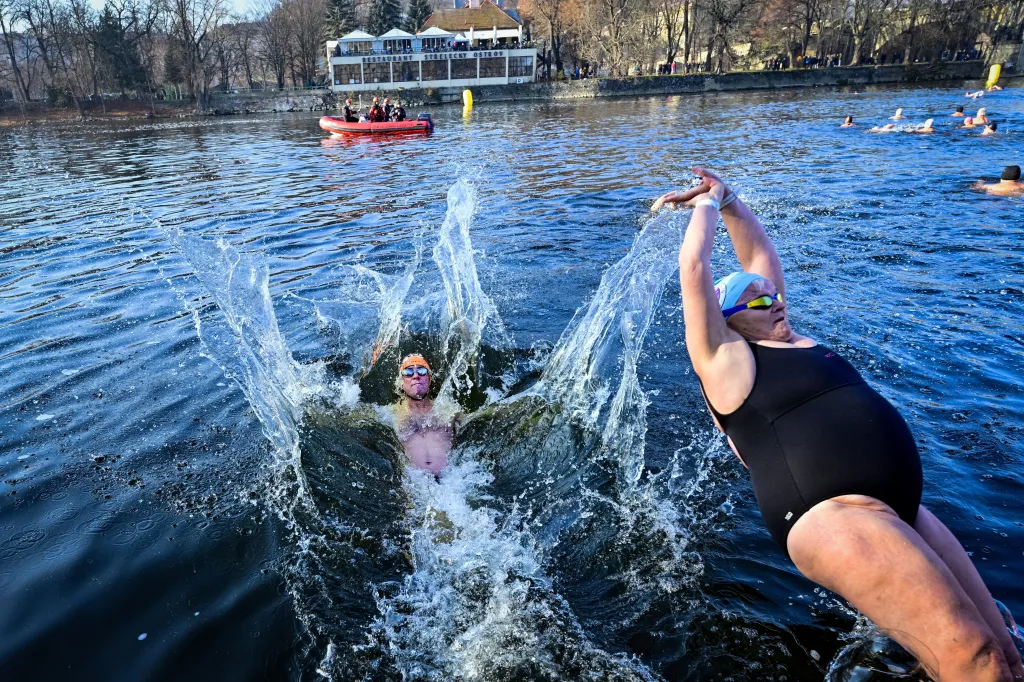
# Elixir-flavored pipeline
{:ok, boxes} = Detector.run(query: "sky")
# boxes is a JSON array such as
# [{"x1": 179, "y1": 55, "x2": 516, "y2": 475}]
[{"x1": 87, "y1": 0, "x2": 252, "y2": 15}]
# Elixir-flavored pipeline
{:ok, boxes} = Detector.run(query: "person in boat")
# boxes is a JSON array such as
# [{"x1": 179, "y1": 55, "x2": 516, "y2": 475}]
[
  {"x1": 392, "y1": 354, "x2": 452, "y2": 476},
  {"x1": 653, "y1": 167, "x2": 1024, "y2": 682},
  {"x1": 977, "y1": 165, "x2": 1023, "y2": 196},
  {"x1": 368, "y1": 97, "x2": 385, "y2": 123},
  {"x1": 382, "y1": 97, "x2": 394, "y2": 120},
  {"x1": 343, "y1": 98, "x2": 358, "y2": 123},
  {"x1": 952, "y1": 105, "x2": 966, "y2": 117},
  {"x1": 981, "y1": 121, "x2": 998, "y2": 136},
  {"x1": 840, "y1": 115, "x2": 854, "y2": 127},
  {"x1": 975, "y1": 107, "x2": 990, "y2": 124},
  {"x1": 392, "y1": 101, "x2": 407, "y2": 122}
]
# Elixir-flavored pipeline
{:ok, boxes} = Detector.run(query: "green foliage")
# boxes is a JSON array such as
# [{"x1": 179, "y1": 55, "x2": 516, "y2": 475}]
[
  {"x1": 45, "y1": 83, "x2": 74, "y2": 107},
  {"x1": 368, "y1": 0, "x2": 401, "y2": 35},
  {"x1": 327, "y1": 0, "x2": 356, "y2": 37},
  {"x1": 403, "y1": 0, "x2": 432, "y2": 33}
]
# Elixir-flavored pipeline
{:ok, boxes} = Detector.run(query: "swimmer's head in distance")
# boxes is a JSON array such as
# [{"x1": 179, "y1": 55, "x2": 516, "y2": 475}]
[{"x1": 1002, "y1": 165, "x2": 1021, "y2": 181}]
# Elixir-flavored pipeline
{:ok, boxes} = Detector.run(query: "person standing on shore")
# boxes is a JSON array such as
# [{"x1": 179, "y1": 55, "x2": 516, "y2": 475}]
[{"x1": 653, "y1": 167, "x2": 1024, "y2": 682}]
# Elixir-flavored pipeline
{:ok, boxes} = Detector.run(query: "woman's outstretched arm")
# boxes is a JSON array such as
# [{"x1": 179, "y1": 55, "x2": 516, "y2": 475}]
[
  {"x1": 693, "y1": 168, "x2": 787, "y2": 297},
  {"x1": 678, "y1": 181, "x2": 733, "y2": 372}
]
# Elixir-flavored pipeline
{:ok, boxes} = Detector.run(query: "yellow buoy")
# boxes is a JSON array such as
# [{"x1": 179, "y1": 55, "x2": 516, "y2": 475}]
[
  {"x1": 463, "y1": 89, "x2": 473, "y2": 109},
  {"x1": 985, "y1": 64, "x2": 1001, "y2": 89}
]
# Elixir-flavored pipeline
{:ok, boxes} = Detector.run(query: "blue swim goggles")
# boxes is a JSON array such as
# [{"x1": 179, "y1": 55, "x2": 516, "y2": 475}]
[{"x1": 722, "y1": 292, "x2": 784, "y2": 318}]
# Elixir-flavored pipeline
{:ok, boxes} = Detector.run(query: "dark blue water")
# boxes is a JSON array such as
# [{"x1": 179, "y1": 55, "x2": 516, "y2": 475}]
[{"x1": 1, "y1": 81, "x2": 1023, "y2": 681}]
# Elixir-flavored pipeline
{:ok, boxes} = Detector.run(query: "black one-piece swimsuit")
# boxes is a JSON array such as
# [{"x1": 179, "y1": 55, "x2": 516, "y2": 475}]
[{"x1": 700, "y1": 343, "x2": 923, "y2": 557}]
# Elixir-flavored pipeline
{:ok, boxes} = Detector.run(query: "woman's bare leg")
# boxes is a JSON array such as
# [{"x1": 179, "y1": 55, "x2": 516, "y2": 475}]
[
  {"x1": 787, "y1": 495, "x2": 1011, "y2": 682},
  {"x1": 914, "y1": 505, "x2": 1024, "y2": 679}
]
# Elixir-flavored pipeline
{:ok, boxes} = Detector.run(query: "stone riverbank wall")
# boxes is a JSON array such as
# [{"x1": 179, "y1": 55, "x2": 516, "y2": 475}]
[{"x1": 209, "y1": 60, "x2": 987, "y2": 114}]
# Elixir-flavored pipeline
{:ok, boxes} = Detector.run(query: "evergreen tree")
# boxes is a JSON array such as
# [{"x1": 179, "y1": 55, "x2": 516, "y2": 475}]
[
  {"x1": 404, "y1": 0, "x2": 432, "y2": 33},
  {"x1": 368, "y1": 0, "x2": 401, "y2": 35},
  {"x1": 327, "y1": 0, "x2": 356, "y2": 37},
  {"x1": 163, "y1": 45, "x2": 183, "y2": 87},
  {"x1": 94, "y1": 4, "x2": 146, "y2": 92}
]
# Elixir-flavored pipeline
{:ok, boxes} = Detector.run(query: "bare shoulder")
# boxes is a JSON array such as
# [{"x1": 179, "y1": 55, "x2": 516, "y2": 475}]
[{"x1": 696, "y1": 338, "x2": 757, "y2": 416}]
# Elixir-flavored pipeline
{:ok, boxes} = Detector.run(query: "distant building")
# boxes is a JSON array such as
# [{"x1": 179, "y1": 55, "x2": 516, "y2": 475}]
[{"x1": 325, "y1": 1, "x2": 535, "y2": 92}]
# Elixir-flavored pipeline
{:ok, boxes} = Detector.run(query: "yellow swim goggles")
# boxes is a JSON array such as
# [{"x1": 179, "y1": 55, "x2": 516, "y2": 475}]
[{"x1": 722, "y1": 292, "x2": 784, "y2": 318}]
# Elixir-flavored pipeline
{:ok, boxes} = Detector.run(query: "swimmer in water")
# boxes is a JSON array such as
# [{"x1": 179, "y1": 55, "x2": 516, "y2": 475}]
[
  {"x1": 868, "y1": 123, "x2": 896, "y2": 132},
  {"x1": 962, "y1": 117, "x2": 977, "y2": 128},
  {"x1": 658, "y1": 167, "x2": 1024, "y2": 682},
  {"x1": 977, "y1": 165, "x2": 1023, "y2": 196},
  {"x1": 988, "y1": 84, "x2": 1003, "y2": 91},
  {"x1": 966, "y1": 90, "x2": 985, "y2": 99},
  {"x1": 975, "y1": 107, "x2": 990, "y2": 124},
  {"x1": 890, "y1": 107, "x2": 904, "y2": 120},
  {"x1": 392, "y1": 354, "x2": 451, "y2": 476},
  {"x1": 840, "y1": 115, "x2": 854, "y2": 127},
  {"x1": 911, "y1": 118, "x2": 934, "y2": 133},
  {"x1": 952, "y1": 105, "x2": 965, "y2": 117},
  {"x1": 981, "y1": 121, "x2": 998, "y2": 136}
]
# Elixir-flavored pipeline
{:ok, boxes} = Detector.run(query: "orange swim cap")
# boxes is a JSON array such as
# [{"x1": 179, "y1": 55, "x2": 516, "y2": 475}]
[{"x1": 400, "y1": 354, "x2": 431, "y2": 373}]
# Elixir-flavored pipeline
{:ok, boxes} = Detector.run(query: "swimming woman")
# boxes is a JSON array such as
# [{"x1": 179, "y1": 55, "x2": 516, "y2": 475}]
[
  {"x1": 911, "y1": 118, "x2": 935, "y2": 133},
  {"x1": 653, "y1": 168, "x2": 1024, "y2": 681}
]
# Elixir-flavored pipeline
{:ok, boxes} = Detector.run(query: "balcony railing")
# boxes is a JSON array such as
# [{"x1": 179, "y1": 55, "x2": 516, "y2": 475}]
[{"x1": 333, "y1": 42, "x2": 534, "y2": 58}]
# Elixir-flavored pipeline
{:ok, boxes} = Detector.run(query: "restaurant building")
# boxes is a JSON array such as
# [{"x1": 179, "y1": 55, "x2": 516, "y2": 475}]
[{"x1": 325, "y1": 0, "x2": 536, "y2": 92}]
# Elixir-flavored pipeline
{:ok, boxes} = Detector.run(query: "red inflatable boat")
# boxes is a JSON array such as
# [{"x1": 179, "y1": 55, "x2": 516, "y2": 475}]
[{"x1": 319, "y1": 114, "x2": 433, "y2": 136}]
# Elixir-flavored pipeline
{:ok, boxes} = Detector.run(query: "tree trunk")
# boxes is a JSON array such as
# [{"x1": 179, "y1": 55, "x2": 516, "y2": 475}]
[{"x1": 0, "y1": 15, "x2": 31, "y2": 102}]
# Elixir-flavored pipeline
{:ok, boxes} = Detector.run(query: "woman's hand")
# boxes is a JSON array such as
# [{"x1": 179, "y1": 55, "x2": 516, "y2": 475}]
[
  {"x1": 652, "y1": 167, "x2": 731, "y2": 211},
  {"x1": 693, "y1": 167, "x2": 731, "y2": 200}
]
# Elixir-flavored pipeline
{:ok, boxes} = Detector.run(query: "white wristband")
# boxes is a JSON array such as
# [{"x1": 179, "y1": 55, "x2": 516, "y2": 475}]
[{"x1": 695, "y1": 198, "x2": 720, "y2": 210}]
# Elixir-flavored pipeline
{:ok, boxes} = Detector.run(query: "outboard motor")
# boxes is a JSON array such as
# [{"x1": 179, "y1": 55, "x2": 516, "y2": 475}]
[{"x1": 417, "y1": 113, "x2": 432, "y2": 122}]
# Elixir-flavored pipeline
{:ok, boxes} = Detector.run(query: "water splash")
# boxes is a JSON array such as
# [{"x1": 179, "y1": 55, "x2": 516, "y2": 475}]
[
  {"x1": 371, "y1": 457, "x2": 661, "y2": 682},
  {"x1": 169, "y1": 232, "x2": 359, "y2": 514},
  {"x1": 432, "y1": 179, "x2": 511, "y2": 416},
  {"x1": 539, "y1": 213, "x2": 682, "y2": 485}
]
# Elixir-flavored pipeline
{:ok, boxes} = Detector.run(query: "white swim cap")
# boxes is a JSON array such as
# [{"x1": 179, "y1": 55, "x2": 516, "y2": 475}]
[{"x1": 715, "y1": 272, "x2": 768, "y2": 311}]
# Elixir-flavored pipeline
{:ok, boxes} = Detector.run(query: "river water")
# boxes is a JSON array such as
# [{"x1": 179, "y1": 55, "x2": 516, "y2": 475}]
[{"x1": 2, "y1": 82, "x2": 1023, "y2": 681}]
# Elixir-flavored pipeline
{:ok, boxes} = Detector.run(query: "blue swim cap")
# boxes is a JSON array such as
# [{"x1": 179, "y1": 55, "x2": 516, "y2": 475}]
[{"x1": 714, "y1": 272, "x2": 768, "y2": 311}]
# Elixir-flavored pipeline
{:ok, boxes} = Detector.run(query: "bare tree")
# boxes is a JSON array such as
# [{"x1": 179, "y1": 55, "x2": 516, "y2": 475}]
[
  {"x1": 697, "y1": 0, "x2": 757, "y2": 71},
  {"x1": 20, "y1": 0, "x2": 87, "y2": 114},
  {"x1": 282, "y1": 0, "x2": 326, "y2": 87},
  {"x1": 657, "y1": 0, "x2": 689, "y2": 67},
  {"x1": 256, "y1": 0, "x2": 289, "y2": 88},
  {"x1": 170, "y1": 0, "x2": 227, "y2": 110},
  {"x1": 579, "y1": 0, "x2": 637, "y2": 76},
  {"x1": 1, "y1": 0, "x2": 30, "y2": 100},
  {"x1": 228, "y1": 14, "x2": 259, "y2": 89}
]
